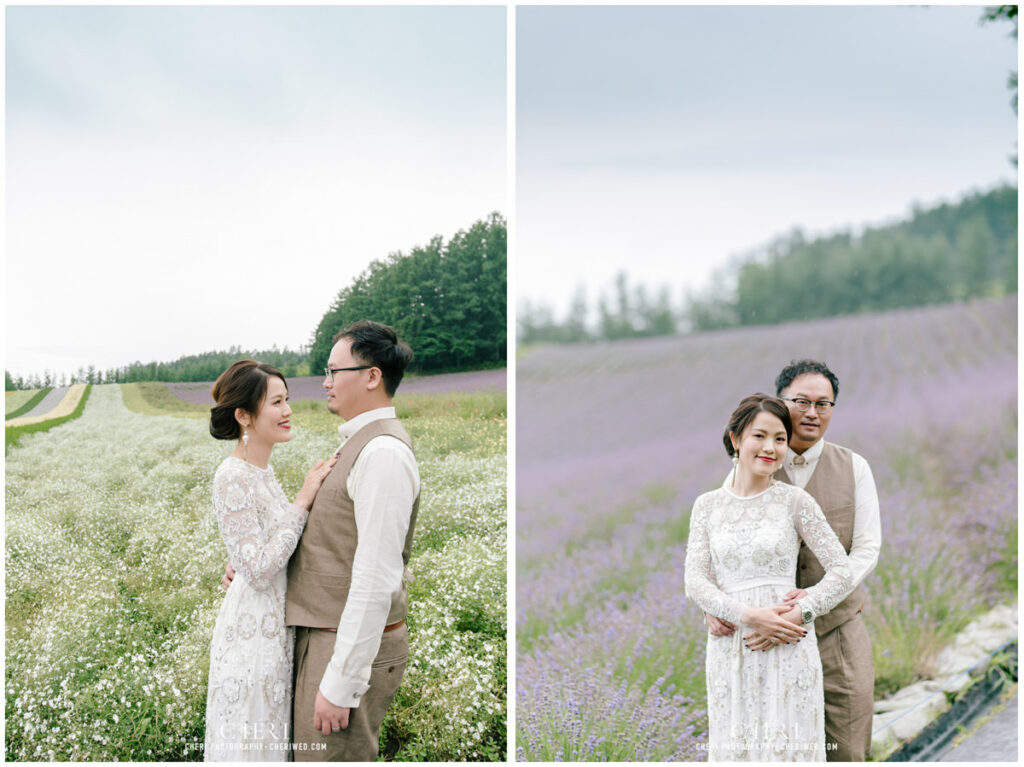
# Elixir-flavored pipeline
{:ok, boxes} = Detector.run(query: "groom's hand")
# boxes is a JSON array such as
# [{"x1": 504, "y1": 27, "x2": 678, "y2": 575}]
[
  {"x1": 221, "y1": 563, "x2": 235, "y2": 591},
  {"x1": 705, "y1": 614, "x2": 737, "y2": 636},
  {"x1": 314, "y1": 690, "x2": 350, "y2": 735}
]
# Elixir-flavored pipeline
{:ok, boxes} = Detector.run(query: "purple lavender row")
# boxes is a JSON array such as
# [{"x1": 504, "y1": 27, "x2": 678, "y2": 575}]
[
  {"x1": 516, "y1": 295, "x2": 1017, "y2": 760},
  {"x1": 163, "y1": 367, "x2": 507, "y2": 405}
]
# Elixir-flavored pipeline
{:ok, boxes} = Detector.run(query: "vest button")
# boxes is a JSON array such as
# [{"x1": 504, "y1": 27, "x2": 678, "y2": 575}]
[{"x1": 800, "y1": 565, "x2": 806, "y2": 570}]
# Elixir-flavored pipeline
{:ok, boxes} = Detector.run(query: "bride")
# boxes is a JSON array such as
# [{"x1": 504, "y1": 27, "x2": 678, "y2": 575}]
[
  {"x1": 204, "y1": 360, "x2": 336, "y2": 761},
  {"x1": 684, "y1": 394, "x2": 853, "y2": 761}
]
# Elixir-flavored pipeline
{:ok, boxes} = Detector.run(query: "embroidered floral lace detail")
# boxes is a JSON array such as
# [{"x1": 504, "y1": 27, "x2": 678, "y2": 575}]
[
  {"x1": 205, "y1": 458, "x2": 308, "y2": 762},
  {"x1": 212, "y1": 458, "x2": 307, "y2": 592},
  {"x1": 684, "y1": 482, "x2": 854, "y2": 761},
  {"x1": 684, "y1": 483, "x2": 852, "y2": 624}
]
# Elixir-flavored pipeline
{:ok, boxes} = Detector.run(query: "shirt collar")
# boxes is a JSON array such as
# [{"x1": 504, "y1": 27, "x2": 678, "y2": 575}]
[
  {"x1": 785, "y1": 437, "x2": 826, "y2": 469},
  {"x1": 337, "y1": 406, "x2": 396, "y2": 444}
]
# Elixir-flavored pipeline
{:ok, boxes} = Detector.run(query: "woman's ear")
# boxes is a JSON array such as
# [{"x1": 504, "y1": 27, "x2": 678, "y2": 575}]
[
  {"x1": 729, "y1": 432, "x2": 738, "y2": 454},
  {"x1": 235, "y1": 407, "x2": 250, "y2": 428}
]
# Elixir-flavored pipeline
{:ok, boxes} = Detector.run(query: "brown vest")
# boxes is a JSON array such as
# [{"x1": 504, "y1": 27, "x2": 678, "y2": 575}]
[
  {"x1": 776, "y1": 442, "x2": 867, "y2": 636},
  {"x1": 285, "y1": 418, "x2": 419, "y2": 629}
]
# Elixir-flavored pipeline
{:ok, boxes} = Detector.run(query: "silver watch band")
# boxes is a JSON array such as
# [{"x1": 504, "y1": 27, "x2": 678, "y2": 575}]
[{"x1": 798, "y1": 601, "x2": 813, "y2": 625}]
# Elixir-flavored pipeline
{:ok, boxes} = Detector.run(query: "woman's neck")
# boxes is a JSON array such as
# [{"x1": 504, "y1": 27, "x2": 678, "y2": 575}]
[
  {"x1": 731, "y1": 466, "x2": 771, "y2": 497},
  {"x1": 232, "y1": 438, "x2": 272, "y2": 469}
]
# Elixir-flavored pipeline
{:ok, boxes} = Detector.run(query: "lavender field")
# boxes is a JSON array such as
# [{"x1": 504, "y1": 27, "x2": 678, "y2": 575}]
[{"x1": 515, "y1": 296, "x2": 1017, "y2": 761}]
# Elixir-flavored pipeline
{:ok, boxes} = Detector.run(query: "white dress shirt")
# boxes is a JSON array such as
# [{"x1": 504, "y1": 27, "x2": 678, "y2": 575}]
[
  {"x1": 724, "y1": 438, "x2": 881, "y2": 590},
  {"x1": 318, "y1": 406, "x2": 420, "y2": 708}
]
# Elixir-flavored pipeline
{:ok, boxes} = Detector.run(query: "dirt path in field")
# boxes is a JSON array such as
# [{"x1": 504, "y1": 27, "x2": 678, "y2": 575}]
[
  {"x1": 163, "y1": 368, "x2": 506, "y2": 405},
  {"x1": 937, "y1": 690, "x2": 1017, "y2": 761},
  {"x1": 17, "y1": 386, "x2": 70, "y2": 419}
]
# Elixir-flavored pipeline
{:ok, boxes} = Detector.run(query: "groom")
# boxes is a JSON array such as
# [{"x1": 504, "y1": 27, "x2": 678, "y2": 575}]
[
  {"x1": 710, "y1": 359, "x2": 881, "y2": 761},
  {"x1": 287, "y1": 320, "x2": 420, "y2": 761}
]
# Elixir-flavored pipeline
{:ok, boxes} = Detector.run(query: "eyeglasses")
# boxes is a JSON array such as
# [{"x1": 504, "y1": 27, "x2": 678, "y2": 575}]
[
  {"x1": 782, "y1": 397, "x2": 835, "y2": 413},
  {"x1": 324, "y1": 365, "x2": 371, "y2": 383}
]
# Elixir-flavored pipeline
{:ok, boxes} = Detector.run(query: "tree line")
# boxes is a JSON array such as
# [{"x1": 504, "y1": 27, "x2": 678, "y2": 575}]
[
  {"x1": 519, "y1": 185, "x2": 1017, "y2": 343},
  {"x1": 518, "y1": 274, "x2": 677, "y2": 345},
  {"x1": 5, "y1": 347, "x2": 310, "y2": 391},
  {"x1": 309, "y1": 212, "x2": 507, "y2": 374}
]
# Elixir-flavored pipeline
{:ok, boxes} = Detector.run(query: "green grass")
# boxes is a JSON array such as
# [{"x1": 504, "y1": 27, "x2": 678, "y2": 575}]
[
  {"x1": 287, "y1": 391, "x2": 507, "y2": 460},
  {"x1": 5, "y1": 387, "x2": 52, "y2": 420},
  {"x1": 395, "y1": 390, "x2": 506, "y2": 421},
  {"x1": 5, "y1": 389, "x2": 39, "y2": 415},
  {"x1": 995, "y1": 525, "x2": 1018, "y2": 592},
  {"x1": 5, "y1": 385, "x2": 92, "y2": 454}
]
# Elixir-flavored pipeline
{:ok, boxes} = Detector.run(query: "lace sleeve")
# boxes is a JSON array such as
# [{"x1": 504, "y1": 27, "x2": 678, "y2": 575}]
[
  {"x1": 684, "y1": 495, "x2": 749, "y2": 624},
  {"x1": 213, "y1": 462, "x2": 309, "y2": 592},
  {"x1": 792, "y1": 490, "x2": 854, "y2": 621}
]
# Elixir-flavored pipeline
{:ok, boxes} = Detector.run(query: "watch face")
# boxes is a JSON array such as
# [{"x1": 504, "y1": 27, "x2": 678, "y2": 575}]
[{"x1": 802, "y1": 609, "x2": 813, "y2": 624}]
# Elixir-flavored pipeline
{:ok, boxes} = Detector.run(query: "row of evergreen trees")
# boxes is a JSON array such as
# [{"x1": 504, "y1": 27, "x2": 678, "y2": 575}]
[
  {"x1": 693, "y1": 185, "x2": 1017, "y2": 329},
  {"x1": 309, "y1": 212, "x2": 507, "y2": 374},
  {"x1": 518, "y1": 274, "x2": 677, "y2": 345},
  {"x1": 519, "y1": 185, "x2": 1017, "y2": 343},
  {"x1": 5, "y1": 347, "x2": 309, "y2": 391}
]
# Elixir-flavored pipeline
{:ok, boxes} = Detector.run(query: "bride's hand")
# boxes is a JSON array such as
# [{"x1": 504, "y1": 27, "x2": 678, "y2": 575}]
[
  {"x1": 745, "y1": 631, "x2": 775, "y2": 651},
  {"x1": 740, "y1": 604, "x2": 806, "y2": 649},
  {"x1": 295, "y1": 454, "x2": 340, "y2": 510},
  {"x1": 745, "y1": 605, "x2": 802, "y2": 651}
]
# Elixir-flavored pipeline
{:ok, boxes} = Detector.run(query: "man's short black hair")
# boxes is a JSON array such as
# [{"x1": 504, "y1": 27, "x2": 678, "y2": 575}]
[
  {"x1": 775, "y1": 359, "x2": 840, "y2": 401},
  {"x1": 333, "y1": 320, "x2": 413, "y2": 397}
]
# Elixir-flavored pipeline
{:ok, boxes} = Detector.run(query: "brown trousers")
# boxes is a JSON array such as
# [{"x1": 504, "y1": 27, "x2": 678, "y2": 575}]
[
  {"x1": 291, "y1": 625, "x2": 408, "y2": 761},
  {"x1": 817, "y1": 614, "x2": 874, "y2": 761}
]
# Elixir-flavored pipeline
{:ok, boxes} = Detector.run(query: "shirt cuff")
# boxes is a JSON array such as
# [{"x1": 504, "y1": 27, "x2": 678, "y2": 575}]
[
  {"x1": 318, "y1": 673, "x2": 370, "y2": 709},
  {"x1": 797, "y1": 599, "x2": 815, "y2": 623}
]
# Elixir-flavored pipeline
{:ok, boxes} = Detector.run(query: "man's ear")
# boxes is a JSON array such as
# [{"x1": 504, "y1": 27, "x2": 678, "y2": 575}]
[{"x1": 365, "y1": 366, "x2": 383, "y2": 391}]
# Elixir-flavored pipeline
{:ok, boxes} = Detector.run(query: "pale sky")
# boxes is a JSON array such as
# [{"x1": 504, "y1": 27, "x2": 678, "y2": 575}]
[
  {"x1": 517, "y1": 5, "x2": 1018, "y2": 317},
  {"x1": 6, "y1": 5, "x2": 506, "y2": 379}
]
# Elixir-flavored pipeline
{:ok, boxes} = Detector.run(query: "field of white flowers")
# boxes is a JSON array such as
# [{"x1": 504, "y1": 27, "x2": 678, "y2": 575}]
[{"x1": 6, "y1": 383, "x2": 506, "y2": 761}]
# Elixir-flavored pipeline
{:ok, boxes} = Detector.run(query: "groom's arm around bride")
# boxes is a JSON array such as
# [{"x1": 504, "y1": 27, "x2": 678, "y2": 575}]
[{"x1": 709, "y1": 359, "x2": 881, "y2": 761}]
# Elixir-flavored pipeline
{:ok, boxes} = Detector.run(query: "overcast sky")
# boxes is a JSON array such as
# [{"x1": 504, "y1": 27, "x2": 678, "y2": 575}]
[
  {"x1": 6, "y1": 5, "x2": 505, "y2": 380},
  {"x1": 517, "y1": 5, "x2": 1018, "y2": 317}
]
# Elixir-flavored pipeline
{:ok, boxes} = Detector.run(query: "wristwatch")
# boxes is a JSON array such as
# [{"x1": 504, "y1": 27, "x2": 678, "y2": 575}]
[{"x1": 797, "y1": 601, "x2": 813, "y2": 625}]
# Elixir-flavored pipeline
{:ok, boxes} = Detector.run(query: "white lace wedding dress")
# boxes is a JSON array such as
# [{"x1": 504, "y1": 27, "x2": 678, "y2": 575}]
[
  {"x1": 205, "y1": 457, "x2": 309, "y2": 762},
  {"x1": 684, "y1": 481, "x2": 853, "y2": 761}
]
